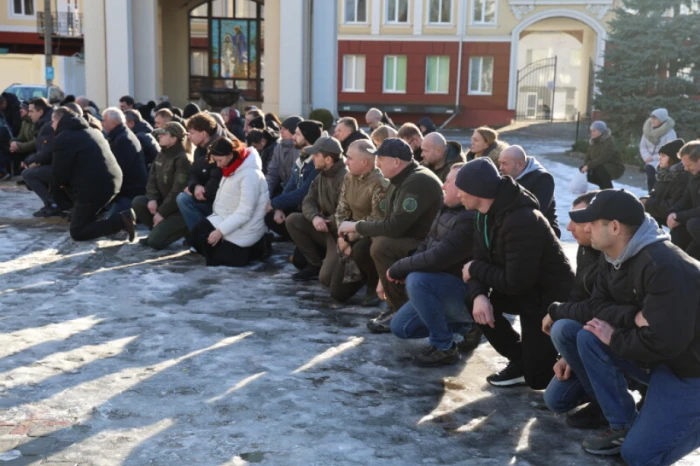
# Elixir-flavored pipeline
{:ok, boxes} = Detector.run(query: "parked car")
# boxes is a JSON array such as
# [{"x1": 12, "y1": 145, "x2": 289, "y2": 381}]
[{"x1": 3, "y1": 84, "x2": 65, "y2": 104}]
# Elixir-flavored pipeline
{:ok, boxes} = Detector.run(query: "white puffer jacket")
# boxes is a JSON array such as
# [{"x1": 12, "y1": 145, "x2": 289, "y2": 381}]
[{"x1": 208, "y1": 148, "x2": 269, "y2": 247}]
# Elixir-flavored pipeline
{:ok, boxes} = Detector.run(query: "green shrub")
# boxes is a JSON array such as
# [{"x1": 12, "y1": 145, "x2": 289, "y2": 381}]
[
  {"x1": 571, "y1": 140, "x2": 589, "y2": 153},
  {"x1": 309, "y1": 108, "x2": 335, "y2": 131}
]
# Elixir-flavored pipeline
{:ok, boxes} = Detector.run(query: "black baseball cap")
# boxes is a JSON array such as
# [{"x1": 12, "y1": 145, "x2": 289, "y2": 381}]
[
  {"x1": 569, "y1": 189, "x2": 645, "y2": 227},
  {"x1": 371, "y1": 138, "x2": 413, "y2": 162}
]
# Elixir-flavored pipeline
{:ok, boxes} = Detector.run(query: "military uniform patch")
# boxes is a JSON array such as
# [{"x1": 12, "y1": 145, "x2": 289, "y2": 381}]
[
  {"x1": 402, "y1": 197, "x2": 418, "y2": 213},
  {"x1": 379, "y1": 198, "x2": 388, "y2": 213}
]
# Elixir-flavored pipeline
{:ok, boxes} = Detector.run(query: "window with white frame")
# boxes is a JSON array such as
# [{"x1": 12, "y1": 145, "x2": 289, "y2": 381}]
[
  {"x1": 472, "y1": 0, "x2": 496, "y2": 24},
  {"x1": 12, "y1": 0, "x2": 35, "y2": 16},
  {"x1": 426, "y1": 56, "x2": 450, "y2": 94},
  {"x1": 386, "y1": 0, "x2": 409, "y2": 23},
  {"x1": 343, "y1": 55, "x2": 366, "y2": 92},
  {"x1": 344, "y1": 0, "x2": 368, "y2": 23},
  {"x1": 429, "y1": 0, "x2": 452, "y2": 24},
  {"x1": 469, "y1": 56, "x2": 494, "y2": 95},
  {"x1": 384, "y1": 56, "x2": 407, "y2": 93}
]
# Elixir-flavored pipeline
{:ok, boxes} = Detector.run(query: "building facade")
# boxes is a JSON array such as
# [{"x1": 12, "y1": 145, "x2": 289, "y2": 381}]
[{"x1": 337, "y1": 0, "x2": 613, "y2": 128}]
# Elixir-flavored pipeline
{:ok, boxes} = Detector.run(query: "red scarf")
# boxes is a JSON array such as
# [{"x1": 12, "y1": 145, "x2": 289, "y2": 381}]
[{"x1": 222, "y1": 147, "x2": 249, "y2": 177}]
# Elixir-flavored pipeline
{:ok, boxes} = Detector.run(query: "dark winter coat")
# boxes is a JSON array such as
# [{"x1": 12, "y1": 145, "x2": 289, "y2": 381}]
[
  {"x1": 550, "y1": 218, "x2": 700, "y2": 378},
  {"x1": 417, "y1": 117, "x2": 436, "y2": 135},
  {"x1": 106, "y1": 124, "x2": 147, "y2": 199},
  {"x1": 356, "y1": 161, "x2": 443, "y2": 240},
  {"x1": 466, "y1": 177, "x2": 574, "y2": 307},
  {"x1": 260, "y1": 139, "x2": 278, "y2": 175},
  {"x1": 146, "y1": 142, "x2": 191, "y2": 218},
  {"x1": 389, "y1": 204, "x2": 475, "y2": 280},
  {"x1": 187, "y1": 154, "x2": 222, "y2": 204},
  {"x1": 302, "y1": 158, "x2": 347, "y2": 230},
  {"x1": 670, "y1": 172, "x2": 700, "y2": 224},
  {"x1": 584, "y1": 130, "x2": 624, "y2": 180},
  {"x1": 13, "y1": 117, "x2": 36, "y2": 155},
  {"x1": 1, "y1": 92, "x2": 21, "y2": 136},
  {"x1": 570, "y1": 245, "x2": 601, "y2": 302},
  {"x1": 51, "y1": 114, "x2": 122, "y2": 201},
  {"x1": 193, "y1": 124, "x2": 229, "y2": 161},
  {"x1": 132, "y1": 120, "x2": 161, "y2": 168},
  {"x1": 270, "y1": 154, "x2": 319, "y2": 212},
  {"x1": 431, "y1": 141, "x2": 466, "y2": 182},
  {"x1": 380, "y1": 113, "x2": 397, "y2": 130},
  {"x1": 341, "y1": 129, "x2": 371, "y2": 155},
  {"x1": 0, "y1": 115, "x2": 11, "y2": 166},
  {"x1": 645, "y1": 162, "x2": 689, "y2": 223},
  {"x1": 266, "y1": 139, "x2": 300, "y2": 197},
  {"x1": 516, "y1": 157, "x2": 560, "y2": 237},
  {"x1": 227, "y1": 117, "x2": 245, "y2": 141},
  {"x1": 25, "y1": 107, "x2": 54, "y2": 166}
]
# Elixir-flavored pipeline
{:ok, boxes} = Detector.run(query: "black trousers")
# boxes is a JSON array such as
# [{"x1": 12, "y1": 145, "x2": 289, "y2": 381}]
[
  {"x1": 264, "y1": 208, "x2": 299, "y2": 240},
  {"x1": 478, "y1": 289, "x2": 564, "y2": 390},
  {"x1": 191, "y1": 219, "x2": 267, "y2": 267},
  {"x1": 645, "y1": 164, "x2": 657, "y2": 193},
  {"x1": 674, "y1": 218, "x2": 700, "y2": 260},
  {"x1": 587, "y1": 166, "x2": 613, "y2": 190},
  {"x1": 68, "y1": 191, "x2": 124, "y2": 241}
]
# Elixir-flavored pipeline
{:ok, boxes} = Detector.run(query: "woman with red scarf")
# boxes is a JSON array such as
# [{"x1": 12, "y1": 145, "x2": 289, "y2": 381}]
[{"x1": 190, "y1": 137, "x2": 270, "y2": 266}]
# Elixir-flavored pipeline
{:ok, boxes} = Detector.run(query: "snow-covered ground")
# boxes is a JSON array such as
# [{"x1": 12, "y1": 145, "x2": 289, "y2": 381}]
[{"x1": 0, "y1": 141, "x2": 691, "y2": 465}]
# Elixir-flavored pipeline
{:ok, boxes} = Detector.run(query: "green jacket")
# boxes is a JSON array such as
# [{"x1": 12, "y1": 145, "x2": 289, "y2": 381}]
[
  {"x1": 356, "y1": 161, "x2": 443, "y2": 240},
  {"x1": 146, "y1": 142, "x2": 192, "y2": 217},
  {"x1": 585, "y1": 130, "x2": 625, "y2": 180},
  {"x1": 302, "y1": 158, "x2": 347, "y2": 231},
  {"x1": 14, "y1": 118, "x2": 36, "y2": 154}
]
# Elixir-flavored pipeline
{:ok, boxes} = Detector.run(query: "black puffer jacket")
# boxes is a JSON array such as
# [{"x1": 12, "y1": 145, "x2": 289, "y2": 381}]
[
  {"x1": 388, "y1": 204, "x2": 475, "y2": 280},
  {"x1": 341, "y1": 129, "x2": 370, "y2": 155},
  {"x1": 658, "y1": 165, "x2": 696, "y2": 224},
  {"x1": 516, "y1": 157, "x2": 560, "y2": 237},
  {"x1": 570, "y1": 245, "x2": 601, "y2": 302},
  {"x1": 51, "y1": 114, "x2": 122, "y2": 201},
  {"x1": 550, "y1": 217, "x2": 700, "y2": 378},
  {"x1": 25, "y1": 107, "x2": 54, "y2": 166},
  {"x1": 431, "y1": 141, "x2": 466, "y2": 182},
  {"x1": 106, "y1": 124, "x2": 147, "y2": 199},
  {"x1": 187, "y1": 153, "x2": 222, "y2": 203},
  {"x1": 132, "y1": 120, "x2": 161, "y2": 169},
  {"x1": 260, "y1": 139, "x2": 278, "y2": 175},
  {"x1": 467, "y1": 177, "x2": 574, "y2": 307}
]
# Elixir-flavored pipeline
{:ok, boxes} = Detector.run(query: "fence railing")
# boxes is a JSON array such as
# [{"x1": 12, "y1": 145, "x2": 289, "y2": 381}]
[{"x1": 37, "y1": 11, "x2": 83, "y2": 38}]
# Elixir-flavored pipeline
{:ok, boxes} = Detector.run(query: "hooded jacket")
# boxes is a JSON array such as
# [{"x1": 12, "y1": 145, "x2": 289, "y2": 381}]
[
  {"x1": 466, "y1": 141, "x2": 507, "y2": 165},
  {"x1": 340, "y1": 129, "x2": 371, "y2": 155},
  {"x1": 302, "y1": 158, "x2": 347, "y2": 230},
  {"x1": 132, "y1": 120, "x2": 161, "y2": 168},
  {"x1": 145, "y1": 141, "x2": 191, "y2": 218},
  {"x1": 25, "y1": 107, "x2": 54, "y2": 166},
  {"x1": 515, "y1": 156, "x2": 560, "y2": 237},
  {"x1": 417, "y1": 117, "x2": 436, "y2": 135},
  {"x1": 270, "y1": 152, "x2": 319, "y2": 212},
  {"x1": 356, "y1": 161, "x2": 443, "y2": 240},
  {"x1": 640, "y1": 117, "x2": 677, "y2": 167},
  {"x1": 51, "y1": 114, "x2": 122, "y2": 201},
  {"x1": 106, "y1": 124, "x2": 147, "y2": 199},
  {"x1": 266, "y1": 138, "x2": 300, "y2": 197},
  {"x1": 389, "y1": 204, "x2": 475, "y2": 280},
  {"x1": 585, "y1": 129, "x2": 625, "y2": 180},
  {"x1": 429, "y1": 141, "x2": 466, "y2": 182},
  {"x1": 645, "y1": 162, "x2": 689, "y2": 222},
  {"x1": 551, "y1": 216, "x2": 700, "y2": 378},
  {"x1": 467, "y1": 177, "x2": 573, "y2": 306},
  {"x1": 670, "y1": 172, "x2": 700, "y2": 224},
  {"x1": 208, "y1": 148, "x2": 269, "y2": 247}
]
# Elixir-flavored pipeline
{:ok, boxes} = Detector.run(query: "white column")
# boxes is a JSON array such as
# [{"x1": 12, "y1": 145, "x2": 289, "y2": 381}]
[
  {"x1": 83, "y1": 0, "x2": 107, "y2": 109},
  {"x1": 413, "y1": 0, "x2": 423, "y2": 35},
  {"x1": 104, "y1": 0, "x2": 134, "y2": 106},
  {"x1": 278, "y1": 0, "x2": 309, "y2": 117},
  {"x1": 311, "y1": 0, "x2": 337, "y2": 115},
  {"x1": 371, "y1": 0, "x2": 381, "y2": 35},
  {"x1": 131, "y1": 0, "x2": 159, "y2": 103}
]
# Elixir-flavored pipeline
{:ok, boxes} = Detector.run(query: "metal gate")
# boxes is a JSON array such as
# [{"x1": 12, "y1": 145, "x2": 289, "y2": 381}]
[{"x1": 514, "y1": 57, "x2": 558, "y2": 121}]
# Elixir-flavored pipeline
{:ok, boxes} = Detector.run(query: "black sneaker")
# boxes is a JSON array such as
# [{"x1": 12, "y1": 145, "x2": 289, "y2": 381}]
[
  {"x1": 292, "y1": 265, "x2": 320, "y2": 282},
  {"x1": 367, "y1": 310, "x2": 395, "y2": 334},
  {"x1": 120, "y1": 210, "x2": 136, "y2": 242},
  {"x1": 33, "y1": 205, "x2": 62, "y2": 218},
  {"x1": 486, "y1": 360, "x2": 526, "y2": 387},
  {"x1": 582, "y1": 427, "x2": 629, "y2": 456},
  {"x1": 413, "y1": 343, "x2": 460, "y2": 367},
  {"x1": 566, "y1": 402, "x2": 608, "y2": 429},
  {"x1": 457, "y1": 326, "x2": 483, "y2": 353}
]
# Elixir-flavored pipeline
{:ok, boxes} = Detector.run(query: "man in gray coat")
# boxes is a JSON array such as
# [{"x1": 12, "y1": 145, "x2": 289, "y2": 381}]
[{"x1": 266, "y1": 116, "x2": 302, "y2": 198}]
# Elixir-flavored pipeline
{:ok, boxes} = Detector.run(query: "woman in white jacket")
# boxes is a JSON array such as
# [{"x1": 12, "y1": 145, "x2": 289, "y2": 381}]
[
  {"x1": 640, "y1": 108, "x2": 677, "y2": 193},
  {"x1": 190, "y1": 137, "x2": 270, "y2": 266}
]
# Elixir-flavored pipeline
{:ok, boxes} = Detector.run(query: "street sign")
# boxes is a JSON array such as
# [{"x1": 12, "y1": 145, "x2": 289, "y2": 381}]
[{"x1": 45, "y1": 66, "x2": 54, "y2": 81}]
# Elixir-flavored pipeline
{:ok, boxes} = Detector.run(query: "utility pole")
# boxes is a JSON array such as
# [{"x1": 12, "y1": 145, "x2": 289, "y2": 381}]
[{"x1": 44, "y1": 0, "x2": 54, "y2": 86}]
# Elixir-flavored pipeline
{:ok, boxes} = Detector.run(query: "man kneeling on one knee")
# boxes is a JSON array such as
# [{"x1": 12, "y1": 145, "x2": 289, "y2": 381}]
[
  {"x1": 388, "y1": 162, "x2": 482, "y2": 367},
  {"x1": 543, "y1": 189, "x2": 700, "y2": 464}
]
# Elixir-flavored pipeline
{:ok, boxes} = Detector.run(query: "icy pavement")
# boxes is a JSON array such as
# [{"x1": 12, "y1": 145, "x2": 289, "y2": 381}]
[{"x1": 0, "y1": 145, "x2": 693, "y2": 466}]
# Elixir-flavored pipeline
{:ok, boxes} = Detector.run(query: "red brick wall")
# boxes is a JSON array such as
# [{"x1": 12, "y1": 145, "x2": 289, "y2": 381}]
[{"x1": 338, "y1": 39, "x2": 514, "y2": 128}]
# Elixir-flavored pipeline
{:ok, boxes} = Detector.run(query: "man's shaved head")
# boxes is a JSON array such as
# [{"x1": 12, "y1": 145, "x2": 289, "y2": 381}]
[
  {"x1": 423, "y1": 132, "x2": 447, "y2": 149},
  {"x1": 500, "y1": 145, "x2": 527, "y2": 162},
  {"x1": 498, "y1": 145, "x2": 529, "y2": 178}
]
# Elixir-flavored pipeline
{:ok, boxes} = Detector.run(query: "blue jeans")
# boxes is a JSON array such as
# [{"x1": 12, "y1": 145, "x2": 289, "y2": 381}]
[
  {"x1": 544, "y1": 319, "x2": 649, "y2": 429},
  {"x1": 107, "y1": 195, "x2": 133, "y2": 218},
  {"x1": 176, "y1": 192, "x2": 213, "y2": 231},
  {"x1": 390, "y1": 272, "x2": 472, "y2": 351}
]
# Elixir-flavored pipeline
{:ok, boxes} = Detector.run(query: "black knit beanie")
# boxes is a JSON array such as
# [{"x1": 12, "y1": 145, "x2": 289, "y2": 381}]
[
  {"x1": 455, "y1": 158, "x2": 502, "y2": 199},
  {"x1": 297, "y1": 120, "x2": 323, "y2": 145}
]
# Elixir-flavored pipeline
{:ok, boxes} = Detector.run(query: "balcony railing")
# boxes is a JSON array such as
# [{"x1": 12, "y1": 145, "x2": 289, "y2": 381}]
[{"x1": 37, "y1": 11, "x2": 83, "y2": 38}]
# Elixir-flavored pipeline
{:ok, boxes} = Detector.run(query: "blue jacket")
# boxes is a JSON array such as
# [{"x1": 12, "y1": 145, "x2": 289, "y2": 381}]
[{"x1": 270, "y1": 155, "x2": 318, "y2": 211}]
